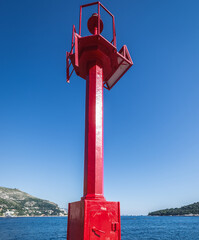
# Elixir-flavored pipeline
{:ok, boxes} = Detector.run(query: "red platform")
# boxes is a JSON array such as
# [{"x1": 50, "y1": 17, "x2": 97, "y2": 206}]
[{"x1": 67, "y1": 200, "x2": 121, "y2": 240}]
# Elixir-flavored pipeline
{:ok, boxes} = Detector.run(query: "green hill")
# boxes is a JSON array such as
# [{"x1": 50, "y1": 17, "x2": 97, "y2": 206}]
[
  {"x1": 0, "y1": 187, "x2": 66, "y2": 217},
  {"x1": 148, "y1": 202, "x2": 199, "y2": 216}
]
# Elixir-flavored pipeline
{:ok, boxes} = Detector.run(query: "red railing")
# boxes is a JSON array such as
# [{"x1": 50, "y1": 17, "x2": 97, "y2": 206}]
[
  {"x1": 66, "y1": 1, "x2": 117, "y2": 83},
  {"x1": 66, "y1": 25, "x2": 77, "y2": 83},
  {"x1": 79, "y1": 2, "x2": 116, "y2": 47}
]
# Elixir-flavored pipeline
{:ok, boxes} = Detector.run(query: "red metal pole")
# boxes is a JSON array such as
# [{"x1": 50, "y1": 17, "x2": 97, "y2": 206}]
[{"x1": 83, "y1": 62, "x2": 105, "y2": 200}]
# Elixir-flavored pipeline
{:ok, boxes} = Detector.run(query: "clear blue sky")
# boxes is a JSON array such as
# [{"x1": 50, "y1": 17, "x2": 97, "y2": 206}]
[{"x1": 0, "y1": 0, "x2": 199, "y2": 215}]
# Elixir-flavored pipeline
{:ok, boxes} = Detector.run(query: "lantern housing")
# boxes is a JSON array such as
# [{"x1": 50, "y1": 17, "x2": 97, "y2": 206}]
[{"x1": 66, "y1": 2, "x2": 133, "y2": 90}]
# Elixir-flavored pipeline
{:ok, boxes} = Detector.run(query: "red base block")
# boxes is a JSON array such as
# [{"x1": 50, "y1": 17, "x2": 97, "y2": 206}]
[{"x1": 67, "y1": 200, "x2": 121, "y2": 240}]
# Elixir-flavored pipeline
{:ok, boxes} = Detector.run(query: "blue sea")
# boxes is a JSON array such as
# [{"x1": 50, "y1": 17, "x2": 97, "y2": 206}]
[{"x1": 0, "y1": 216, "x2": 199, "y2": 240}]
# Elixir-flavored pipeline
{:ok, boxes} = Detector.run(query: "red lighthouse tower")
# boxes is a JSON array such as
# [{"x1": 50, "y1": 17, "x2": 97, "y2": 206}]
[{"x1": 66, "y1": 2, "x2": 133, "y2": 239}]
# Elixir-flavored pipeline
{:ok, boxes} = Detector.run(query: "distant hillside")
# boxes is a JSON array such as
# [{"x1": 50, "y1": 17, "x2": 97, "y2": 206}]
[
  {"x1": 148, "y1": 202, "x2": 199, "y2": 216},
  {"x1": 0, "y1": 187, "x2": 67, "y2": 217}
]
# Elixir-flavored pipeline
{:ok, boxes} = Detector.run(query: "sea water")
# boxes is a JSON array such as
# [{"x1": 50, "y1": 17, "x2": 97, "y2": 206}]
[{"x1": 0, "y1": 216, "x2": 199, "y2": 240}]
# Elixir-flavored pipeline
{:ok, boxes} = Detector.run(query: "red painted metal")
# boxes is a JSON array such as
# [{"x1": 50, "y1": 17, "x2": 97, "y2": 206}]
[
  {"x1": 66, "y1": 2, "x2": 133, "y2": 239},
  {"x1": 78, "y1": 2, "x2": 116, "y2": 47},
  {"x1": 67, "y1": 200, "x2": 121, "y2": 240},
  {"x1": 82, "y1": 63, "x2": 104, "y2": 201},
  {"x1": 98, "y1": 3, "x2": 100, "y2": 35},
  {"x1": 88, "y1": 13, "x2": 103, "y2": 35}
]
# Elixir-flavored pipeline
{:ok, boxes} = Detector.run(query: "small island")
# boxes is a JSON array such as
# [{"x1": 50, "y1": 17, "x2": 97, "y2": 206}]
[
  {"x1": 148, "y1": 202, "x2": 199, "y2": 216},
  {"x1": 0, "y1": 187, "x2": 67, "y2": 217}
]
